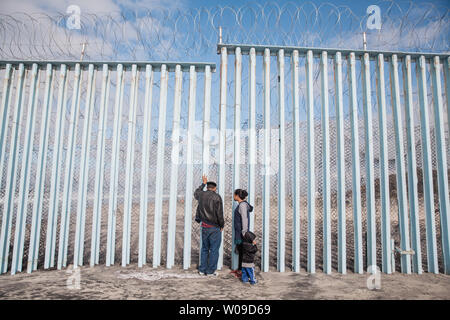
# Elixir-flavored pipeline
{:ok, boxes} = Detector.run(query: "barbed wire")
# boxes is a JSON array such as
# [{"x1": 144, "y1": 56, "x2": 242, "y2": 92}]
[{"x1": 0, "y1": 0, "x2": 448, "y2": 61}]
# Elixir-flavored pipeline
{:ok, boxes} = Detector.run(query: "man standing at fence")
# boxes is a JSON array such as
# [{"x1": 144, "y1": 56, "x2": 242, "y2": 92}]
[{"x1": 194, "y1": 175, "x2": 224, "y2": 276}]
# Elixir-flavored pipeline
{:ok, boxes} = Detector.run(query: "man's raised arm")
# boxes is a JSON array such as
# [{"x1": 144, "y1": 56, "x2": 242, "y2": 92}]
[
  {"x1": 194, "y1": 174, "x2": 208, "y2": 200},
  {"x1": 194, "y1": 183, "x2": 205, "y2": 200}
]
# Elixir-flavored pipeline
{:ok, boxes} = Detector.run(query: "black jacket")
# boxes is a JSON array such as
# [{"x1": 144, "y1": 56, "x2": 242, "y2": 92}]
[
  {"x1": 242, "y1": 231, "x2": 257, "y2": 264},
  {"x1": 194, "y1": 183, "x2": 224, "y2": 229}
]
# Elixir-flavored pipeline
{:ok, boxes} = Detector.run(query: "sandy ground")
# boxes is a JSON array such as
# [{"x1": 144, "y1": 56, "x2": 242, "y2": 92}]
[{"x1": 0, "y1": 264, "x2": 449, "y2": 300}]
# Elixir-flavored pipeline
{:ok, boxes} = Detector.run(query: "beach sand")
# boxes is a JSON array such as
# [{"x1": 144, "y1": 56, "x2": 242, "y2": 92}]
[{"x1": 0, "y1": 264, "x2": 449, "y2": 300}]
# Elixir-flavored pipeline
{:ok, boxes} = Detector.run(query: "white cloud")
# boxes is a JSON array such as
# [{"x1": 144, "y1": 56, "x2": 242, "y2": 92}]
[
  {"x1": 0, "y1": 0, "x2": 119, "y2": 14},
  {"x1": 327, "y1": 16, "x2": 449, "y2": 52},
  {"x1": 0, "y1": 0, "x2": 186, "y2": 14},
  {"x1": 0, "y1": 0, "x2": 190, "y2": 60}
]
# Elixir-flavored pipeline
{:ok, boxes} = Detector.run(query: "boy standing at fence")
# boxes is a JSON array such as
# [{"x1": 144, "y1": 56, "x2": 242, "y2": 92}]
[{"x1": 241, "y1": 231, "x2": 257, "y2": 285}]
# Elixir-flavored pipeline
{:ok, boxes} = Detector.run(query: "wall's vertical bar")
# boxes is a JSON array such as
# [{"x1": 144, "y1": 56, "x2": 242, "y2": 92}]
[
  {"x1": 11, "y1": 63, "x2": 39, "y2": 274},
  {"x1": 320, "y1": 51, "x2": 331, "y2": 274},
  {"x1": 361, "y1": 53, "x2": 376, "y2": 271},
  {"x1": 127, "y1": 68, "x2": 139, "y2": 264},
  {"x1": 28, "y1": 64, "x2": 54, "y2": 273},
  {"x1": 277, "y1": 49, "x2": 286, "y2": 273},
  {"x1": 0, "y1": 64, "x2": 25, "y2": 274},
  {"x1": 430, "y1": 56, "x2": 450, "y2": 274},
  {"x1": 58, "y1": 63, "x2": 82, "y2": 269},
  {"x1": 15, "y1": 65, "x2": 41, "y2": 273},
  {"x1": 122, "y1": 64, "x2": 139, "y2": 267},
  {"x1": 389, "y1": 54, "x2": 411, "y2": 274},
  {"x1": 153, "y1": 64, "x2": 168, "y2": 268},
  {"x1": 416, "y1": 56, "x2": 438, "y2": 273},
  {"x1": 198, "y1": 64, "x2": 213, "y2": 265},
  {"x1": 445, "y1": 57, "x2": 450, "y2": 142},
  {"x1": 291, "y1": 50, "x2": 301, "y2": 273},
  {"x1": 0, "y1": 64, "x2": 13, "y2": 185},
  {"x1": 106, "y1": 64, "x2": 124, "y2": 266},
  {"x1": 348, "y1": 53, "x2": 363, "y2": 273},
  {"x1": 305, "y1": 50, "x2": 315, "y2": 274},
  {"x1": 402, "y1": 55, "x2": 422, "y2": 274},
  {"x1": 138, "y1": 65, "x2": 153, "y2": 268},
  {"x1": 90, "y1": 64, "x2": 110, "y2": 267},
  {"x1": 248, "y1": 48, "x2": 256, "y2": 233},
  {"x1": 262, "y1": 48, "x2": 271, "y2": 273},
  {"x1": 231, "y1": 47, "x2": 242, "y2": 271},
  {"x1": 202, "y1": 66, "x2": 211, "y2": 177},
  {"x1": 334, "y1": 52, "x2": 346, "y2": 274},
  {"x1": 45, "y1": 64, "x2": 67, "y2": 269},
  {"x1": 218, "y1": 48, "x2": 227, "y2": 269},
  {"x1": 203, "y1": 66, "x2": 215, "y2": 268},
  {"x1": 74, "y1": 64, "x2": 96, "y2": 268},
  {"x1": 0, "y1": 65, "x2": 13, "y2": 270},
  {"x1": 183, "y1": 66, "x2": 196, "y2": 270},
  {"x1": 167, "y1": 65, "x2": 183, "y2": 269},
  {"x1": 375, "y1": 54, "x2": 392, "y2": 274}
]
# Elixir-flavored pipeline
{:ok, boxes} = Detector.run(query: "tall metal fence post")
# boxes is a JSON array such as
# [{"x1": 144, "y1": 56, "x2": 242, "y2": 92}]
[
  {"x1": 28, "y1": 64, "x2": 54, "y2": 273},
  {"x1": 389, "y1": 54, "x2": 412, "y2": 274},
  {"x1": 262, "y1": 48, "x2": 271, "y2": 273},
  {"x1": 291, "y1": 50, "x2": 301, "y2": 273},
  {"x1": 306, "y1": 50, "x2": 315, "y2": 274},
  {"x1": 320, "y1": 51, "x2": 331, "y2": 274},
  {"x1": 58, "y1": 63, "x2": 82, "y2": 270},
  {"x1": 416, "y1": 56, "x2": 438, "y2": 273},
  {"x1": 361, "y1": 53, "x2": 376, "y2": 271},
  {"x1": 277, "y1": 49, "x2": 286, "y2": 273},
  {"x1": 375, "y1": 54, "x2": 392, "y2": 274},
  {"x1": 218, "y1": 48, "x2": 227, "y2": 270},
  {"x1": 402, "y1": 55, "x2": 422, "y2": 274},
  {"x1": 231, "y1": 47, "x2": 242, "y2": 271},
  {"x1": 248, "y1": 48, "x2": 256, "y2": 233},
  {"x1": 430, "y1": 56, "x2": 450, "y2": 275},
  {"x1": 91, "y1": 64, "x2": 110, "y2": 267},
  {"x1": 74, "y1": 64, "x2": 96, "y2": 268},
  {"x1": 183, "y1": 65, "x2": 196, "y2": 270},
  {"x1": 348, "y1": 53, "x2": 363, "y2": 274},
  {"x1": 122, "y1": 64, "x2": 139, "y2": 267},
  {"x1": 45, "y1": 64, "x2": 68, "y2": 269},
  {"x1": 11, "y1": 63, "x2": 39, "y2": 274},
  {"x1": 153, "y1": 64, "x2": 168, "y2": 268},
  {"x1": 334, "y1": 52, "x2": 346, "y2": 274},
  {"x1": 167, "y1": 65, "x2": 183, "y2": 269},
  {"x1": 106, "y1": 63, "x2": 125, "y2": 267},
  {"x1": 0, "y1": 63, "x2": 25, "y2": 274}
]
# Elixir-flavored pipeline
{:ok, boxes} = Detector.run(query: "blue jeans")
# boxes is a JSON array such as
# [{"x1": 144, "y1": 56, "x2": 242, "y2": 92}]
[
  {"x1": 199, "y1": 226, "x2": 222, "y2": 274},
  {"x1": 242, "y1": 267, "x2": 256, "y2": 284}
]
